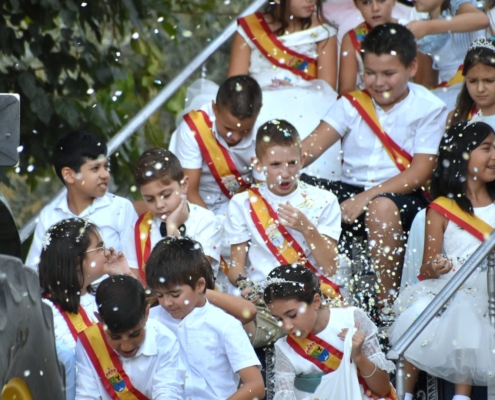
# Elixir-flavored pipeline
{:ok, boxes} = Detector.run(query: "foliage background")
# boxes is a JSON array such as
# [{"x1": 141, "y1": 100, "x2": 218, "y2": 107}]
[{"x1": 0, "y1": 0, "x2": 253, "y2": 230}]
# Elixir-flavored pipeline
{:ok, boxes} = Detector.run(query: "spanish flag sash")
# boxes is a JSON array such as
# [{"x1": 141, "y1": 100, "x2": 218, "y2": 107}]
[
  {"x1": 44, "y1": 296, "x2": 93, "y2": 341},
  {"x1": 248, "y1": 187, "x2": 342, "y2": 300},
  {"x1": 343, "y1": 90, "x2": 413, "y2": 172},
  {"x1": 238, "y1": 12, "x2": 317, "y2": 81},
  {"x1": 78, "y1": 324, "x2": 149, "y2": 400},
  {"x1": 287, "y1": 333, "x2": 397, "y2": 400},
  {"x1": 429, "y1": 196, "x2": 493, "y2": 242},
  {"x1": 184, "y1": 110, "x2": 249, "y2": 199},
  {"x1": 434, "y1": 65, "x2": 464, "y2": 89},
  {"x1": 468, "y1": 105, "x2": 478, "y2": 120},
  {"x1": 348, "y1": 22, "x2": 370, "y2": 55},
  {"x1": 134, "y1": 211, "x2": 153, "y2": 283}
]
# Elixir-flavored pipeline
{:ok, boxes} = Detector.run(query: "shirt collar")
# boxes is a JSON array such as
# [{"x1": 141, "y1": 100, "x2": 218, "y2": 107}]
[
  {"x1": 54, "y1": 191, "x2": 112, "y2": 216},
  {"x1": 127, "y1": 320, "x2": 158, "y2": 359}
]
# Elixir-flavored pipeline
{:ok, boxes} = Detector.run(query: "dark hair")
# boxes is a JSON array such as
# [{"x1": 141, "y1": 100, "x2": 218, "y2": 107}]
[
  {"x1": 431, "y1": 121, "x2": 495, "y2": 213},
  {"x1": 134, "y1": 148, "x2": 184, "y2": 188},
  {"x1": 216, "y1": 75, "x2": 262, "y2": 119},
  {"x1": 452, "y1": 39, "x2": 495, "y2": 125},
  {"x1": 96, "y1": 275, "x2": 148, "y2": 334},
  {"x1": 53, "y1": 130, "x2": 108, "y2": 184},
  {"x1": 145, "y1": 236, "x2": 215, "y2": 293},
  {"x1": 255, "y1": 119, "x2": 301, "y2": 158},
  {"x1": 361, "y1": 23, "x2": 416, "y2": 67},
  {"x1": 265, "y1": 0, "x2": 325, "y2": 37},
  {"x1": 264, "y1": 264, "x2": 321, "y2": 305},
  {"x1": 39, "y1": 218, "x2": 98, "y2": 313}
]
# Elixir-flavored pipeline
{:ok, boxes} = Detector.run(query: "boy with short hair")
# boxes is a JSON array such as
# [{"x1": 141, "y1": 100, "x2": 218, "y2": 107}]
[
  {"x1": 146, "y1": 236, "x2": 264, "y2": 400},
  {"x1": 75, "y1": 275, "x2": 184, "y2": 399},
  {"x1": 301, "y1": 23, "x2": 448, "y2": 318},
  {"x1": 172, "y1": 75, "x2": 262, "y2": 215},
  {"x1": 26, "y1": 130, "x2": 137, "y2": 269},
  {"x1": 124, "y1": 148, "x2": 222, "y2": 281}
]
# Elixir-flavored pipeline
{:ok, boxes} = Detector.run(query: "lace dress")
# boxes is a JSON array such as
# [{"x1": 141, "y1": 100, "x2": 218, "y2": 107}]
[
  {"x1": 273, "y1": 307, "x2": 395, "y2": 400},
  {"x1": 389, "y1": 203, "x2": 495, "y2": 386}
]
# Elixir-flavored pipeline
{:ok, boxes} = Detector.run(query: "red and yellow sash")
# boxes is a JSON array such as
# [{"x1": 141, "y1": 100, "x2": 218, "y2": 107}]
[
  {"x1": 434, "y1": 65, "x2": 464, "y2": 89},
  {"x1": 238, "y1": 12, "x2": 317, "y2": 81},
  {"x1": 248, "y1": 187, "x2": 342, "y2": 300},
  {"x1": 429, "y1": 196, "x2": 493, "y2": 242},
  {"x1": 343, "y1": 90, "x2": 413, "y2": 172},
  {"x1": 44, "y1": 296, "x2": 93, "y2": 341},
  {"x1": 288, "y1": 333, "x2": 397, "y2": 400},
  {"x1": 134, "y1": 212, "x2": 153, "y2": 283},
  {"x1": 78, "y1": 324, "x2": 149, "y2": 400},
  {"x1": 468, "y1": 105, "x2": 478, "y2": 120},
  {"x1": 184, "y1": 110, "x2": 249, "y2": 199},
  {"x1": 348, "y1": 22, "x2": 371, "y2": 55}
]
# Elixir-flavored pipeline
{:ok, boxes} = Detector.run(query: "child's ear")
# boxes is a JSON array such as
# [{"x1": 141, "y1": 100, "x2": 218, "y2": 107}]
[
  {"x1": 312, "y1": 293, "x2": 322, "y2": 310},
  {"x1": 94, "y1": 311, "x2": 102, "y2": 323},
  {"x1": 196, "y1": 277, "x2": 206, "y2": 293},
  {"x1": 144, "y1": 303, "x2": 151, "y2": 322},
  {"x1": 299, "y1": 151, "x2": 307, "y2": 170},
  {"x1": 251, "y1": 156, "x2": 262, "y2": 173},
  {"x1": 181, "y1": 175, "x2": 189, "y2": 194},
  {"x1": 212, "y1": 101, "x2": 218, "y2": 116},
  {"x1": 62, "y1": 167, "x2": 76, "y2": 184},
  {"x1": 408, "y1": 57, "x2": 419, "y2": 79}
]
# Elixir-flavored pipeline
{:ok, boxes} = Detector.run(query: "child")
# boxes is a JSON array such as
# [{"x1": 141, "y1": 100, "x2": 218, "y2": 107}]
[
  {"x1": 389, "y1": 121, "x2": 495, "y2": 400},
  {"x1": 172, "y1": 75, "x2": 262, "y2": 216},
  {"x1": 338, "y1": 0, "x2": 398, "y2": 95},
  {"x1": 228, "y1": 0, "x2": 341, "y2": 181},
  {"x1": 408, "y1": 0, "x2": 488, "y2": 111},
  {"x1": 26, "y1": 130, "x2": 137, "y2": 269},
  {"x1": 224, "y1": 119, "x2": 342, "y2": 347},
  {"x1": 75, "y1": 275, "x2": 184, "y2": 399},
  {"x1": 301, "y1": 23, "x2": 447, "y2": 320},
  {"x1": 265, "y1": 264, "x2": 396, "y2": 399},
  {"x1": 145, "y1": 236, "x2": 265, "y2": 400},
  {"x1": 123, "y1": 148, "x2": 222, "y2": 282}
]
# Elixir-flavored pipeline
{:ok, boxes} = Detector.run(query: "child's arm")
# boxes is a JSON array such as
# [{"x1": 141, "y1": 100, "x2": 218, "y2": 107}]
[
  {"x1": 228, "y1": 241, "x2": 249, "y2": 286},
  {"x1": 338, "y1": 32, "x2": 359, "y2": 95},
  {"x1": 205, "y1": 289, "x2": 257, "y2": 324},
  {"x1": 301, "y1": 121, "x2": 342, "y2": 167},
  {"x1": 407, "y1": 3, "x2": 489, "y2": 40},
  {"x1": 414, "y1": 52, "x2": 439, "y2": 89},
  {"x1": 316, "y1": 35, "x2": 338, "y2": 89},
  {"x1": 228, "y1": 366, "x2": 265, "y2": 400},
  {"x1": 228, "y1": 33, "x2": 252, "y2": 77},
  {"x1": 183, "y1": 168, "x2": 208, "y2": 209}
]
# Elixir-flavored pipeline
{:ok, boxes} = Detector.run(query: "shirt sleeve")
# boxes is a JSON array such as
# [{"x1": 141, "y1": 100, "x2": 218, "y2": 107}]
[
  {"x1": 223, "y1": 193, "x2": 252, "y2": 245},
  {"x1": 75, "y1": 341, "x2": 104, "y2": 400},
  {"x1": 174, "y1": 119, "x2": 204, "y2": 170},
  {"x1": 25, "y1": 212, "x2": 48, "y2": 269},
  {"x1": 116, "y1": 198, "x2": 138, "y2": 254},
  {"x1": 237, "y1": 23, "x2": 255, "y2": 49},
  {"x1": 122, "y1": 220, "x2": 139, "y2": 270},
  {"x1": 192, "y1": 209, "x2": 223, "y2": 276},
  {"x1": 321, "y1": 97, "x2": 354, "y2": 138},
  {"x1": 412, "y1": 99, "x2": 447, "y2": 155},
  {"x1": 316, "y1": 191, "x2": 342, "y2": 242},
  {"x1": 273, "y1": 343, "x2": 298, "y2": 400}
]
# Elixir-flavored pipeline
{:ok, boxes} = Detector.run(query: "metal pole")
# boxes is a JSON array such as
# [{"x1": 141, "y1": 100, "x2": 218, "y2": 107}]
[
  {"x1": 19, "y1": 0, "x2": 267, "y2": 243},
  {"x1": 395, "y1": 355, "x2": 406, "y2": 400},
  {"x1": 488, "y1": 248, "x2": 495, "y2": 328}
]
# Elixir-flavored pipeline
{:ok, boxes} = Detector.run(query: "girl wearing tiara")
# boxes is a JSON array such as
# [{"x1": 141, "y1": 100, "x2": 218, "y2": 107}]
[
  {"x1": 265, "y1": 264, "x2": 396, "y2": 400},
  {"x1": 228, "y1": 0, "x2": 341, "y2": 181},
  {"x1": 389, "y1": 121, "x2": 495, "y2": 400}
]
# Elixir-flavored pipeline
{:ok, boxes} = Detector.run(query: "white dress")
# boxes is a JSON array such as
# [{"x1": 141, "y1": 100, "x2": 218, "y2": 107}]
[
  {"x1": 237, "y1": 21, "x2": 342, "y2": 182},
  {"x1": 389, "y1": 203, "x2": 495, "y2": 386},
  {"x1": 273, "y1": 307, "x2": 395, "y2": 400}
]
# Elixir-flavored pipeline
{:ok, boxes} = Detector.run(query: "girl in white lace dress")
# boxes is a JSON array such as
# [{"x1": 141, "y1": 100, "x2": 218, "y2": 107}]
[
  {"x1": 264, "y1": 264, "x2": 396, "y2": 400},
  {"x1": 228, "y1": 0, "x2": 341, "y2": 181},
  {"x1": 389, "y1": 121, "x2": 495, "y2": 400}
]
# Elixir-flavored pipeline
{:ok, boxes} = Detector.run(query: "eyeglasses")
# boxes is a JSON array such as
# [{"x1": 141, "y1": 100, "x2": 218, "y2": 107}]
[{"x1": 84, "y1": 243, "x2": 107, "y2": 254}]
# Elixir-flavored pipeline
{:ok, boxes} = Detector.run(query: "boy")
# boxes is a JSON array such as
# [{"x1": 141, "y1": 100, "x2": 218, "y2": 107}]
[
  {"x1": 75, "y1": 275, "x2": 184, "y2": 399},
  {"x1": 172, "y1": 75, "x2": 262, "y2": 215},
  {"x1": 123, "y1": 148, "x2": 222, "y2": 282},
  {"x1": 301, "y1": 23, "x2": 448, "y2": 320},
  {"x1": 26, "y1": 130, "x2": 137, "y2": 269},
  {"x1": 146, "y1": 236, "x2": 265, "y2": 400},
  {"x1": 224, "y1": 119, "x2": 342, "y2": 347}
]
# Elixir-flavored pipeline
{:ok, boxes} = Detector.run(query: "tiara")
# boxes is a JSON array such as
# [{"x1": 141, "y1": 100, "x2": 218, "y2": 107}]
[{"x1": 468, "y1": 37, "x2": 495, "y2": 52}]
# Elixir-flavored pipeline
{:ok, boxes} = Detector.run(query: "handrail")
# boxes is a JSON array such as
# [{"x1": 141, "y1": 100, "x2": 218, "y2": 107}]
[
  {"x1": 387, "y1": 230, "x2": 495, "y2": 399},
  {"x1": 19, "y1": 0, "x2": 267, "y2": 243}
]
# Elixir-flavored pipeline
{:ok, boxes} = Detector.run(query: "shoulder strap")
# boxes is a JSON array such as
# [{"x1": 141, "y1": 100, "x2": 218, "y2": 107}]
[
  {"x1": 348, "y1": 22, "x2": 370, "y2": 55},
  {"x1": 45, "y1": 297, "x2": 93, "y2": 341}
]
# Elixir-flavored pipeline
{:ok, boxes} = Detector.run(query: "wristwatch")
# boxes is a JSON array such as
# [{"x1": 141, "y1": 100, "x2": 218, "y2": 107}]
[{"x1": 235, "y1": 274, "x2": 247, "y2": 287}]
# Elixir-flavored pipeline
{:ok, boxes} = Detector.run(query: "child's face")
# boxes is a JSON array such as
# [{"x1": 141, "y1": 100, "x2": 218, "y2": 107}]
[
  {"x1": 81, "y1": 232, "x2": 108, "y2": 289},
  {"x1": 468, "y1": 133, "x2": 495, "y2": 184},
  {"x1": 363, "y1": 52, "x2": 417, "y2": 111},
  {"x1": 64, "y1": 156, "x2": 110, "y2": 199},
  {"x1": 140, "y1": 178, "x2": 188, "y2": 222},
  {"x1": 154, "y1": 279, "x2": 206, "y2": 320},
  {"x1": 465, "y1": 63, "x2": 495, "y2": 112},
  {"x1": 257, "y1": 144, "x2": 305, "y2": 196},
  {"x1": 288, "y1": 0, "x2": 317, "y2": 19},
  {"x1": 103, "y1": 311, "x2": 149, "y2": 359},
  {"x1": 354, "y1": 0, "x2": 396, "y2": 28},
  {"x1": 268, "y1": 295, "x2": 321, "y2": 339},
  {"x1": 212, "y1": 102, "x2": 258, "y2": 147}
]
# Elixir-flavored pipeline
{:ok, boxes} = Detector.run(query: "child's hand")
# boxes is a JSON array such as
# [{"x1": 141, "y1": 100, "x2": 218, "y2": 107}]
[
  {"x1": 338, "y1": 321, "x2": 365, "y2": 361},
  {"x1": 240, "y1": 287, "x2": 260, "y2": 303},
  {"x1": 406, "y1": 20, "x2": 430, "y2": 40},
  {"x1": 104, "y1": 248, "x2": 133, "y2": 277},
  {"x1": 340, "y1": 192, "x2": 370, "y2": 224},
  {"x1": 431, "y1": 254, "x2": 452, "y2": 276},
  {"x1": 277, "y1": 202, "x2": 312, "y2": 233},
  {"x1": 166, "y1": 196, "x2": 189, "y2": 235}
]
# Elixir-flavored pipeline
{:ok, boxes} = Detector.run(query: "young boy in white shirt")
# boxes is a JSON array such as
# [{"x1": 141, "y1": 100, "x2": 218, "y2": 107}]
[
  {"x1": 172, "y1": 75, "x2": 262, "y2": 215},
  {"x1": 75, "y1": 275, "x2": 184, "y2": 400},
  {"x1": 145, "y1": 236, "x2": 265, "y2": 400},
  {"x1": 124, "y1": 148, "x2": 222, "y2": 282},
  {"x1": 26, "y1": 130, "x2": 137, "y2": 269},
  {"x1": 224, "y1": 119, "x2": 342, "y2": 347},
  {"x1": 300, "y1": 23, "x2": 448, "y2": 320}
]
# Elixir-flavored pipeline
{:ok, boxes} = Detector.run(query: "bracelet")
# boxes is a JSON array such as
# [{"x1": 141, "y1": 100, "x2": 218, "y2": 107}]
[{"x1": 361, "y1": 364, "x2": 377, "y2": 379}]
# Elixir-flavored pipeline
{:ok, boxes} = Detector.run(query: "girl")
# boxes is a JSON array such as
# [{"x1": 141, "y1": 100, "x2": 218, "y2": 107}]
[
  {"x1": 389, "y1": 121, "x2": 495, "y2": 400},
  {"x1": 227, "y1": 0, "x2": 341, "y2": 182},
  {"x1": 265, "y1": 264, "x2": 396, "y2": 400},
  {"x1": 408, "y1": 0, "x2": 488, "y2": 111}
]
